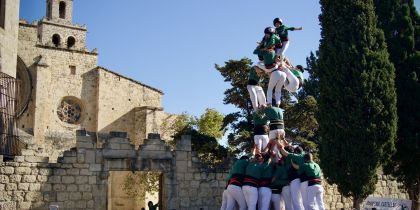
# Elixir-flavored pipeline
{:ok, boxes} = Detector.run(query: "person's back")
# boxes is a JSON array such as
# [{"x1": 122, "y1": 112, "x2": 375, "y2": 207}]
[{"x1": 147, "y1": 201, "x2": 158, "y2": 210}]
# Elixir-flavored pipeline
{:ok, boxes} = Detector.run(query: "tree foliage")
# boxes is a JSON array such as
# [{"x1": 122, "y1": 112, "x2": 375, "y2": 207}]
[
  {"x1": 318, "y1": 0, "x2": 397, "y2": 208},
  {"x1": 374, "y1": 0, "x2": 420, "y2": 208},
  {"x1": 215, "y1": 58, "x2": 255, "y2": 155},
  {"x1": 121, "y1": 172, "x2": 160, "y2": 201},
  {"x1": 284, "y1": 95, "x2": 319, "y2": 154},
  {"x1": 169, "y1": 109, "x2": 228, "y2": 167}
]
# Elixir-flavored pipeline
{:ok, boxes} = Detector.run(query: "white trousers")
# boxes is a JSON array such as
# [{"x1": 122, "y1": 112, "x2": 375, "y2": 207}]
[
  {"x1": 306, "y1": 184, "x2": 325, "y2": 210},
  {"x1": 221, "y1": 189, "x2": 230, "y2": 210},
  {"x1": 283, "y1": 67, "x2": 300, "y2": 93},
  {"x1": 227, "y1": 185, "x2": 247, "y2": 210},
  {"x1": 300, "y1": 181, "x2": 308, "y2": 210},
  {"x1": 282, "y1": 185, "x2": 293, "y2": 210},
  {"x1": 269, "y1": 129, "x2": 285, "y2": 160},
  {"x1": 254, "y1": 134, "x2": 269, "y2": 153},
  {"x1": 270, "y1": 193, "x2": 282, "y2": 210},
  {"x1": 258, "y1": 187, "x2": 272, "y2": 210},
  {"x1": 247, "y1": 85, "x2": 266, "y2": 111},
  {"x1": 290, "y1": 178, "x2": 303, "y2": 210},
  {"x1": 267, "y1": 70, "x2": 287, "y2": 106},
  {"x1": 242, "y1": 185, "x2": 258, "y2": 210},
  {"x1": 276, "y1": 41, "x2": 290, "y2": 61}
]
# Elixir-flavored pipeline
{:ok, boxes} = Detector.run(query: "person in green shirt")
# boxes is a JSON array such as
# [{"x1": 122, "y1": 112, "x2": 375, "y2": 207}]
[
  {"x1": 263, "y1": 106, "x2": 285, "y2": 160},
  {"x1": 292, "y1": 153, "x2": 325, "y2": 210},
  {"x1": 258, "y1": 153, "x2": 274, "y2": 210},
  {"x1": 252, "y1": 108, "x2": 269, "y2": 156},
  {"x1": 273, "y1": 18, "x2": 303, "y2": 62},
  {"x1": 282, "y1": 58, "x2": 305, "y2": 93},
  {"x1": 226, "y1": 156, "x2": 249, "y2": 210},
  {"x1": 270, "y1": 158, "x2": 292, "y2": 210},
  {"x1": 254, "y1": 27, "x2": 281, "y2": 73},
  {"x1": 276, "y1": 140, "x2": 305, "y2": 210},
  {"x1": 242, "y1": 153, "x2": 265, "y2": 210},
  {"x1": 247, "y1": 66, "x2": 267, "y2": 111}
]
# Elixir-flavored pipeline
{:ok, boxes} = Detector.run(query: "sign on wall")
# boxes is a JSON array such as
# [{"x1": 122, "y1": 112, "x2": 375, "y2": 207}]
[{"x1": 363, "y1": 197, "x2": 411, "y2": 210}]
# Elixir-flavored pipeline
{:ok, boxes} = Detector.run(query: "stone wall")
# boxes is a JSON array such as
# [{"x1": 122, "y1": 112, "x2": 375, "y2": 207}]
[
  {"x1": 96, "y1": 67, "x2": 163, "y2": 142},
  {"x1": 0, "y1": 132, "x2": 410, "y2": 210},
  {"x1": 0, "y1": 0, "x2": 20, "y2": 77}
]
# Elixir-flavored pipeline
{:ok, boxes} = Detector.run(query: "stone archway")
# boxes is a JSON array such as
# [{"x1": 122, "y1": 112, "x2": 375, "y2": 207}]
[{"x1": 82, "y1": 132, "x2": 176, "y2": 210}]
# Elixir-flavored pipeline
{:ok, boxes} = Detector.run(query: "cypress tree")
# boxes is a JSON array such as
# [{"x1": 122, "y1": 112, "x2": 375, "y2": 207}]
[
  {"x1": 374, "y1": 1, "x2": 420, "y2": 209},
  {"x1": 318, "y1": 0, "x2": 397, "y2": 208}
]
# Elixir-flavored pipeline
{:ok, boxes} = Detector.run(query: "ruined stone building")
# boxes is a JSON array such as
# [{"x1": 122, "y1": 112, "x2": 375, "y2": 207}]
[{"x1": 0, "y1": 1, "x2": 411, "y2": 210}]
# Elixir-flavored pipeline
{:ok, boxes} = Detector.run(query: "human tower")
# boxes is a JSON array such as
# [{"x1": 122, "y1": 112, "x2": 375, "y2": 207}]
[{"x1": 220, "y1": 18, "x2": 325, "y2": 210}]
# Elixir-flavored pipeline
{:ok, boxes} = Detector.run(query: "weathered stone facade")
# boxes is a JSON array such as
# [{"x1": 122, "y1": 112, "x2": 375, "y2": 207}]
[
  {"x1": 14, "y1": 1, "x2": 175, "y2": 160},
  {"x1": 0, "y1": 133, "x2": 409, "y2": 210},
  {"x1": 0, "y1": 0, "x2": 20, "y2": 77}
]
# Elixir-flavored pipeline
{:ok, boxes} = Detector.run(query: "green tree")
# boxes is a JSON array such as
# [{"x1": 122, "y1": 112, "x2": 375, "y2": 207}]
[
  {"x1": 121, "y1": 171, "x2": 160, "y2": 201},
  {"x1": 298, "y1": 51, "x2": 320, "y2": 101},
  {"x1": 374, "y1": 1, "x2": 420, "y2": 208},
  {"x1": 284, "y1": 96, "x2": 319, "y2": 154},
  {"x1": 169, "y1": 109, "x2": 228, "y2": 167},
  {"x1": 318, "y1": 0, "x2": 397, "y2": 209},
  {"x1": 197, "y1": 108, "x2": 225, "y2": 139},
  {"x1": 215, "y1": 58, "x2": 255, "y2": 154}
]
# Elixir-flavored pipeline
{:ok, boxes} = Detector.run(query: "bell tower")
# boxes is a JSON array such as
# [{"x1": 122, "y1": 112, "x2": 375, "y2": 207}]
[{"x1": 46, "y1": 0, "x2": 73, "y2": 24}]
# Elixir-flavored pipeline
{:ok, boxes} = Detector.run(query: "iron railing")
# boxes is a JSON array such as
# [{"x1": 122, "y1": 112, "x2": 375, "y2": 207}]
[{"x1": 0, "y1": 72, "x2": 21, "y2": 157}]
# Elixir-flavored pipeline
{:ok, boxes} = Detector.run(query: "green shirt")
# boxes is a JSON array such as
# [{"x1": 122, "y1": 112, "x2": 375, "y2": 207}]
[
  {"x1": 291, "y1": 69, "x2": 304, "y2": 81},
  {"x1": 275, "y1": 25, "x2": 296, "y2": 39},
  {"x1": 286, "y1": 153, "x2": 305, "y2": 175},
  {"x1": 227, "y1": 159, "x2": 248, "y2": 180},
  {"x1": 261, "y1": 34, "x2": 281, "y2": 49},
  {"x1": 271, "y1": 165, "x2": 289, "y2": 186},
  {"x1": 253, "y1": 35, "x2": 281, "y2": 65},
  {"x1": 264, "y1": 107, "x2": 284, "y2": 122},
  {"x1": 245, "y1": 161, "x2": 264, "y2": 179},
  {"x1": 253, "y1": 112, "x2": 269, "y2": 126},
  {"x1": 248, "y1": 67, "x2": 260, "y2": 83},
  {"x1": 261, "y1": 162, "x2": 275, "y2": 179},
  {"x1": 302, "y1": 161, "x2": 321, "y2": 178}
]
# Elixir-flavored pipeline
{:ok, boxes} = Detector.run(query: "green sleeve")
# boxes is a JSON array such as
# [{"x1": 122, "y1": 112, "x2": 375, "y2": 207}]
[{"x1": 286, "y1": 27, "x2": 296, "y2": 31}]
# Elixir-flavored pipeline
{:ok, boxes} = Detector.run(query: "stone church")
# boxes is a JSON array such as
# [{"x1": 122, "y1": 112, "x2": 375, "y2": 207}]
[{"x1": 13, "y1": 0, "x2": 175, "y2": 160}]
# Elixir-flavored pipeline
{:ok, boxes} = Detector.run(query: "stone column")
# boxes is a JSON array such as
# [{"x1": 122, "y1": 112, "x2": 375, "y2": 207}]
[
  {"x1": 33, "y1": 56, "x2": 52, "y2": 145},
  {"x1": 134, "y1": 106, "x2": 164, "y2": 146}
]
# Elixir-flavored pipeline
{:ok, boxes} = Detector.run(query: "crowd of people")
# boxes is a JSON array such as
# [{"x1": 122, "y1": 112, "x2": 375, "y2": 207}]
[{"x1": 220, "y1": 18, "x2": 325, "y2": 210}]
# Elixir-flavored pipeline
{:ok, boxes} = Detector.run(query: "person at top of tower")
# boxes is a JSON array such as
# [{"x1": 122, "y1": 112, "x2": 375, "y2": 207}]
[
  {"x1": 282, "y1": 58, "x2": 305, "y2": 93},
  {"x1": 247, "y1": 66, "x2": 267, "y2": 111},
  {"x1": 253, "y1": 27, "x2": 281, "y2": 73},
  {"x1": 273, "y1": 18, "x2": 303, "y2": 61}
]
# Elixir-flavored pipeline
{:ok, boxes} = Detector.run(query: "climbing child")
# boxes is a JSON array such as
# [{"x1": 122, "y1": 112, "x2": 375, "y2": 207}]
[
  {"x1": 273, "y1": 18, "x2": 303, "y2": 61},
  {"x1": 252, "y1": 107, "x2": 269, "y2": 156},
  {"x1": 247, "y1": 66, "x2": 267, "y2": 111},
  {"x1": 282, "y1": 58, "x2": 305, "y2": 93},
  {"x1": 253, "y1": 27, "x2": 281, "y2": 73}
]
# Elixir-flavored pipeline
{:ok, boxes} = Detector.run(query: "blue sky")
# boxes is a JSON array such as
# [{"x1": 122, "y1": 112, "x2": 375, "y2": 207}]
[{"x1": 20, "y1": 1, "x2": 420, "y2": 118}]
